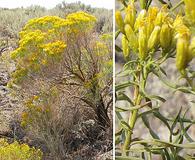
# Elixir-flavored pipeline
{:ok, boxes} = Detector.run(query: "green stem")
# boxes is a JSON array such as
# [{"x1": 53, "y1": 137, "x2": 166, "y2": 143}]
[
  {"x1": 170, "y1": 0, "x2": 184, "y2": 12},
  {"x1": 140, "y1": 0, "x2": 147, "y2": 9},
  {"x1": 148, "y1": 152, "x2": 152, "y2": 160},
  {"x1": 122, "y1": 109, "x2": 138, "y2": 153},
  {"x1": 122, "y1": 97, "x2": 141, "y2": 155},
  {"x1": 122, "y1": 65, "x2": 142, "y2": 155}
]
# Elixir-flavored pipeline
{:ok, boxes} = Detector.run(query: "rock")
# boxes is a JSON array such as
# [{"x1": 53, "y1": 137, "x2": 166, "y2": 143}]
[{"x1": 96, "y1": 150, "x2": 113, "y2": 160}]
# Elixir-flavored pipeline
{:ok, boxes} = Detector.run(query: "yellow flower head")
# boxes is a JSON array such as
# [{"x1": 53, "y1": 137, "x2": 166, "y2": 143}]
[
  {"x1": 42, "y1": 41, "x2": 66, "y2": 55},
  {"x1": 124, "y1": 2, "x2": 136, "y2": 28},
  {"x1": 115, "y1": 10, "x2": 125, "y2": 33},
  {"x1": 147, "y1": 7, "x2": 159, "y2": 23}
]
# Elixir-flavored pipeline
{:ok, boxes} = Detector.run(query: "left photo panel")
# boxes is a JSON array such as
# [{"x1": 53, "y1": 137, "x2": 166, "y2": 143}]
[{"x1": 0, "y1": 0, "x2": 113, "y2": 159}]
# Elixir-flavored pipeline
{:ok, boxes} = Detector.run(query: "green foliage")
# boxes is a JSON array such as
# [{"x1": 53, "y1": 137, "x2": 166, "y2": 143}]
[
  {"x1": 0, "y1": 139, "x2": 42, "y2": 160},
  {"x1": 116, "y1": 0, "x2": 195, "y2": 159}
]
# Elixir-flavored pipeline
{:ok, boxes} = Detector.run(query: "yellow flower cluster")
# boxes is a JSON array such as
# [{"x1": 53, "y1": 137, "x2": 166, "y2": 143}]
[
  {"x1": 22, "y1": 12, "x2": 96, "y2": 34},
  {"x1": 116, "y1": 5, "x2": 172, "y2": 60},
  {"x1": 66, "y1": 11, "x2": 96, "y2": 24},
  {"x1": 21, "y1": 94, "x2": 50, "y2": 128},
  {"x1": 0, "y1": 139, "x2": 42, "y2": 160},
  {"x1": 95, "y1": 41, "x2": 109, "y2": 56},
  {"x1": 116, "y1": 3, "x2": 195, "y2": 71},
  {"x1": 23, "y1": 16, "x2": 66, "y2": 32},
  {"x1": 41, "y1": 41, "x2": 66, "y2": 56},
  {"x1": 10, "y1": 12, "x2": 96, "y2": 84},
  {"x1": 21, "y1": 86, "x2": 59, "y2": 128},
  {"x1": 19, "y1": 30, "x2": 46, "y2": 45}
]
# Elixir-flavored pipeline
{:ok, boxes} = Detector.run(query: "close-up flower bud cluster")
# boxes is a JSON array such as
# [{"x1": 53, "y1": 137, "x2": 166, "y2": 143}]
[{"x1": 116, "y1": 0, "x2": 195, "y2": 73}]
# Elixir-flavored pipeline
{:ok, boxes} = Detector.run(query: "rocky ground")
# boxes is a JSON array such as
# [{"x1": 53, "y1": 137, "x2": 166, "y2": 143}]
[{"x1": 0, "y1": 47, "x2": 17, "y2": 138}]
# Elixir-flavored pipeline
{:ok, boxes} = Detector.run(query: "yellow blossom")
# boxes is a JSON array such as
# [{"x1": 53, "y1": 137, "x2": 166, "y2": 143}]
[
  {"x1": 148, "y1": 26, "x2": 161, "y2": 51},
  {"x1": 138, "y1": 26, "x2": 148, "y2": 60},
  {"x1": 115, "y1": 10, "x2": 125, "y2": 33},
  {"x1": 124, "y1": 3, "x2": 136, "y2": 28},
  {"x1": 122, "y1": 35, "x2": 130, "y2": 60}
]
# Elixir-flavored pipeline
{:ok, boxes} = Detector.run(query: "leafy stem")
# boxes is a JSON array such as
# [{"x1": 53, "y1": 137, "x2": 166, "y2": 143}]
[{"x1": 122, "y1": 63, "x2": 143, "y2": 155}]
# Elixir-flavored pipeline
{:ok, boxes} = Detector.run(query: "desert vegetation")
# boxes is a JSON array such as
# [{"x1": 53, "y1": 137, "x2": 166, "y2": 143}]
[
  {"x1": 115, "y1": 0, "x2": 195, "y2": 159},
  {"x1": 0, "y1": 2, "x2": 112, "y2": 160}
]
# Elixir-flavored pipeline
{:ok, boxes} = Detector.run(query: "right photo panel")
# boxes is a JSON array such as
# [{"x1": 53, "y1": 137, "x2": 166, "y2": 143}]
[{"x1": 115, "y1": 0, "x2": 195, "y2": 159}]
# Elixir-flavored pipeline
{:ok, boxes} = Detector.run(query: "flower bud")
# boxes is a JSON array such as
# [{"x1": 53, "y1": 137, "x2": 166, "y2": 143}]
[
  {"x1": 148, "y1": 7, "x2": 159, "y2": 21},
  {"x1": 155, "y1": 13, "x2": 165, "y2": 27},
  {"x1": 124, "y1": 3, "x2": 136, "y2": 28},
  {"x1": 124, "y1": 24, "x2": 138, "y2": 52},
  {"x1": 173, "y1": 16, "x2": 184, "y2": 29},
  {"x1": 176, "y1": 36, "x2": 189, "y2": 71},
  {"x1": 134, "y1": 9, "x2": 146, "y2": 31},
  {"x1": 155, "y1": 6, "x2": 167, "y2": 26},
  {"x1": 147, "y1": 26, "x2": 161, "y2": 51},
  {"x1": 160, "y1": 24, "x2": 172, "y2": 50},
  {"x1": 138, "y1": 27, "x2": 148, "y2": 60},
  {"x1": 146, "y1": 7, "x2": 158, "y2": 38},
  {"x1": 155, "y1": 13, "x2": 163, "y2": 26},
  {"x1": 122, "y1": 35, "x2": 130, "y2": 60},
  {"x1": 146, "y1": 22, "x2": 154, "y2": 40},
  {"x1": 115, "y1": 11, "x2": 125, "y2": 33}
]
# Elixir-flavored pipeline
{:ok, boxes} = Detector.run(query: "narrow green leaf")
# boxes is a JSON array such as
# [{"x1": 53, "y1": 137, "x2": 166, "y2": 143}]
[
  {"x1": 116, "y1": 156, "x2": 143, "y2": 160},
  {"x1": 116, "y1": 106, "x2": 130, "y2": 112},
  {"x1": 116, "y1": 69, "x2": 137, "y2": 77},
  {"x1": 153, "y1": 111, "x2": 171, "y2": 131},
  {"x1": 149, "y1": 95, "x2": 166, "y2": 103},
  {"x1": 175, "y1": 87, "x2": 195, "y2": 95},
  {"x1": 116, "y1": 103, "x2": 152, "y2": 112},
  {"x1": 159, "y1": 67, "x2": 167, "y2": 77},
  {"x1": 116, "y1": 111, "x2": 123, "y2": 121},
  {"x1": 123, "y1": 60, "x2": 139, "y2": 70},
  {"x1": 115, "y1": 128, "x2": 123, "y2": 136},
  {"x1": 131, "y1": 139, "x2": 195, "y2": 149},
  {"x1": 115, "y1": 136, "x2": 121, "y2": 145},
  {"x1": 163, "y1": 148, "x2": 171, "y2": 160},
  {"x1": 138, "y1": 106, "x2": 160, "y2": 118},
  {"x1": 116, "y1": 81, "x2": 137, "y2": 91},
  {"x1": 153, "y1": 71, "x2": 178, "y2": 89},
  {"x1": 171, "y1": 107, "x2": 182, "y2": 136},
  {"x1": 120, "y1": 120, "x2": 132, "y2": 132},
  {"x1": 116, "y1": 44, "x2": 123, "y2": 52},
  {"x1": 115, "y1": 30, "x2": 120, "y2": 39},
  {"x1": 179, "y1": 118, "x2": 194, "y2": 142},
  {"x1": 142, "y1": 115, "x2": 160, "y2": 139},
  {"x1": 116, "y1": 92, "x2": 134, "y2": 105}
]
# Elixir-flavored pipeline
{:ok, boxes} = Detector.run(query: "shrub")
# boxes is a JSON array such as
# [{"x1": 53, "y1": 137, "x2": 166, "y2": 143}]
[
  {"x1": 9, "y1": 11, "x2": 112, "y2": 127},
  {"x1": 0, "y1": 138, "x2": 42, "y2": 160},
  {"x1": 9, "y1": 11, "x2": 112, "y2": 159}
]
